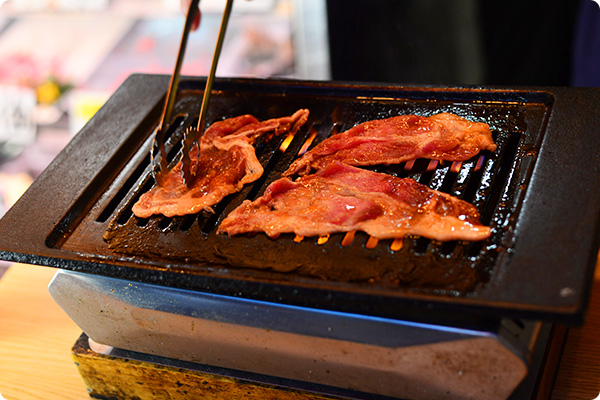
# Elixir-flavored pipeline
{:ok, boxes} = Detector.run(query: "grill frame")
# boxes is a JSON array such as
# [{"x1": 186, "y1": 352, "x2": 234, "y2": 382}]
[{"x1": 0, "y1": 74, "x2": 598, "y2": 325}]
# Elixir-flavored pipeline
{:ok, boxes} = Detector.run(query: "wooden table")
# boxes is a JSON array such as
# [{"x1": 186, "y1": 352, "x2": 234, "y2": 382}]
[
  {"x1": 0, "y1": 262, "x2": 599, "y2": 400},
  {"x1": 0, "y1": 264, "x2": 89, "y2": 400},
  {"x1": 551, "y1": 257, "x2": 600, "y2": 400}
]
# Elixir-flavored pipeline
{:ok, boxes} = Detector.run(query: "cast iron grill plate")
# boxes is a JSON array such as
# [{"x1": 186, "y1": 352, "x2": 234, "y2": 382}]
[
  {"x1": 101, "y1": 83, "x2": 529, "y2": 293},
  {"x1": 0, "y1": 74, "x2": 598, "y2": 324}
]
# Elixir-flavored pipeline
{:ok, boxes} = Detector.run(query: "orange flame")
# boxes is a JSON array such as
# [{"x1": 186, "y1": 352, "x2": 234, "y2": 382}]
[
  {"x1": 365, "y1": 236, "x2": 379, "y2": 249},
  {"x1": 293, "y1": 234, "x2": 304, "y2": 243},
  {"x1": 317, "y1": 234, "x2": 330, "y2": 245},
  {"x1": 298, "y1": 129, "x2": 318, "y2": 156},
  {"x1": 341, "y1": 231, "x2": 356, "y2": 247},
  {"x1": 450, "y1": 161, "x2": 463, "y2": 174},
  {"x1": 426, "y1": 160, "x2": 439, "y2": 172},
  {"x1": 279, "y1": 133, "x2": 295, "y2": 152},
  {"x1": 390, "y1": 238, "x2": 403, "y2": 251}
]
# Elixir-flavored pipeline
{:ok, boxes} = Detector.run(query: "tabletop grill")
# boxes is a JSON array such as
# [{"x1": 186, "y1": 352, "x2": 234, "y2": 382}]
[{"x1": 0, "y1": 74, "x2": 599, "y2": 399}]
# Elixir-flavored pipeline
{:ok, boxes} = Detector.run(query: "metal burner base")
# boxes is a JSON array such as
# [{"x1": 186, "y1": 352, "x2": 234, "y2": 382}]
[
  {"x1": 50, "y1": 270, "x2": 559, "y2": 400},
  {"x1": 72, "y1": 324, "x2": 564, "y2": 400}
]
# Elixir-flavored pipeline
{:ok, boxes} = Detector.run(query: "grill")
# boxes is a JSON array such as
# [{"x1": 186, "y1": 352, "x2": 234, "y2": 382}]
[
  {"x1": 0, "y1": 74, "x2": 599, "y2": 399},
  {"x1": 1, "y1": 74, "x2": 599, "y2": 324}
]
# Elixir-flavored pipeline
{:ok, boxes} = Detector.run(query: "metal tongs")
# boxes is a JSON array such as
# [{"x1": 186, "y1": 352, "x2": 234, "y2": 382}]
[{"x1": 152, "y1": 0, "x2": 234, "y2": 187}]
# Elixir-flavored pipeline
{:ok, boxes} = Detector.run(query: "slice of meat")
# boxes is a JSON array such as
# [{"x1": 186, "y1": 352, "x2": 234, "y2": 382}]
[
  {"x1": 219, "y1": 162, "x2": 491, "y2": 241},
  {"x1": 132, "y1": 109, "x2": 309, "y2": 218},
  {"x1": 284, "y1": 112, "x2": 496, "y2": 176}
]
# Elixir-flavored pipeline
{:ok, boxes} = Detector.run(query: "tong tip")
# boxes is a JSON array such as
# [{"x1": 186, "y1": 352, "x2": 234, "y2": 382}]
[
  {"x1": 180, "y1": 126, "x2": 199, "y2": 187},
  {"x1": 151, "y1": 127, "x2": 169, "y2": 187}
]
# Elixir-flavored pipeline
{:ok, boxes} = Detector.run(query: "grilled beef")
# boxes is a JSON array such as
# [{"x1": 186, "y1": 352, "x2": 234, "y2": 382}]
[
  {"x1": 132, "y1": 109, "x2": 309, "y2": 218},
  {"x1": 284, "y1": 113, "x2": 496, "y2": 177},
  {"x1": 219, "y1": 162, "x2": 490, "y2": 241}
]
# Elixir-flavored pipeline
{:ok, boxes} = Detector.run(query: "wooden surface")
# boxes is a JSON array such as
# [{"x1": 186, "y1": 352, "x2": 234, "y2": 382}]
[
  {"x1": 0, "y1": 264, "x2": 89, "y2": 400},
  {"x1": 71, "y1": 334, "x2": 338, "y2": 400},
  {"x1": 551, "y1": 257, "x2": 600, "y2": 400},
  {"x1": 0, "y1": 261, "x2": 599, "y2": 400}
]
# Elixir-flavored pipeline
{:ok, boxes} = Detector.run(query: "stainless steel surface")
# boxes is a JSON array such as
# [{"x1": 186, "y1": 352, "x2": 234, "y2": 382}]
[
  {"x1": 151, "y1": 0, "x2": 200, "y2": 186},
  {"x1": 49, "y1": 269, "x2": 537, "y2": 400},
  {"x1": 181, "y1": 0, "x2": 234, "y2": 185}
]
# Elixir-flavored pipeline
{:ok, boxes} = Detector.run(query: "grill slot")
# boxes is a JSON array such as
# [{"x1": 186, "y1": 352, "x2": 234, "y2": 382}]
[
  {"x1": 297, "y1": 127, "x2": 319, "y2": 155},
  {"x1": 96, "y1": 153, "x2": 151, "y2": 224},
  {"x1": 242, "y1": 131, "x2": 298, "y2": 202},
  {"x1": 439, "y1": 240, "x2": 458, "y2": 257},
  {"x1": 479, "y1": 130, "x2": 523, "y2": 225},
  {"x1": 122, "y1": 179, "x2": 153, "y2": 226},
  {"x1": 157, "y1": 216, "x2": 173, "y2": 230},
  {"x1": 340, "y1": 231, "x2": 355, "y2": 247},
  {"x1": 200, "y1": 197, "x2": 232, "y2": 234},
  {"x1": 460, "y1": 155, "x2": 491, "y2": 204},
  {"x1": 364, "y1": 236, "x2": 379, "y2": 249},
  {"x1": 412, "y1": 237, "x2": 431, "y2": 255},
  {"x1": 180, "y1": 213, "x2": 197, "y2": 231}
]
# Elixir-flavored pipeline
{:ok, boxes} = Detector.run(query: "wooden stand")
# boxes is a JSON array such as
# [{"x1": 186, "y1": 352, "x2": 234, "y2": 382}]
[{"x1": 71, "y1": 334, "x2": 341, "y2": 400}]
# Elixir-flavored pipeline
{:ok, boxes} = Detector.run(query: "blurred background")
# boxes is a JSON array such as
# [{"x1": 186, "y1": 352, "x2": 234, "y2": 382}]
[
  {"x1": 0, "y1": 0, "x2": 597, "y2": 269},
  {"x1": 0, "y1": 0, "x2": 329, "y2": 224}
]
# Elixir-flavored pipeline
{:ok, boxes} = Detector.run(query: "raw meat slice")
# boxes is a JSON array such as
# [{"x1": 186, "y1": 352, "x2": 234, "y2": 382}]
[
  {"x1": 132, "y1": 109, "x2": 309, "y2": 218},
  {"x1": 284, "y1": 113, "x2": 496, "y2": 176},
  {"x1": 219, "y1": 162, "x2": 491, "y2": 241}
]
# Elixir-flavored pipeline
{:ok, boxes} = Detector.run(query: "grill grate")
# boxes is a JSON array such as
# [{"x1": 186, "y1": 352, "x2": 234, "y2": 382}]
[{"x1": 99, "y1": 87, "x2": 535, "y2": 295}]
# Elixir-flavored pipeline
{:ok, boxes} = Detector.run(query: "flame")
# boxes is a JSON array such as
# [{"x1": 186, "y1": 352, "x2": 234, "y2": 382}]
[
  {"x1": 279, "y1": 133, "x2": 295, "y2": 152},
  {"x1": 317, "y1": 234, "x2": 330, "y2": 245},
  {"x1": 341, "y1": 231, "x2": 356, "y2": 247},
  {"x1": 450, "y1": 161, "x2": 463, "y2": 174},
  {"x1": 293, "y1": 234, "x2": 304, "y2": 242},
  {"x1": 426, "y1": 160, "x2": 438, "y2": 172},
  {"x1": 365, "y1": 236, "x2": 379, "y2": 249},
  {"x1": 474, "y1": 154, "x2": 486, "y2": 171},
  {"x1": 390, "y1": 238, "x2": 403, "y2": 251},
  {"x1": 298, "y1": 129, "x2": 318, "y2": 156},
  {"x1": 404, "y1": 159, "x2": 416, "y2": 171}
]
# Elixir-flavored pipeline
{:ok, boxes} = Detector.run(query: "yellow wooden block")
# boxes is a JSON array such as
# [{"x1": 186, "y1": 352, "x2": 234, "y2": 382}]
[{"x1": 71, "y1": 334, "x2": 340, "y2": 400}]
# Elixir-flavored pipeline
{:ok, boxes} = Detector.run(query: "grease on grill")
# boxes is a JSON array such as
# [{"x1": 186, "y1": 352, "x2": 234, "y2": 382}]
[{"x1": 104, "y1": 96, "x2": 532, "y2": 296}]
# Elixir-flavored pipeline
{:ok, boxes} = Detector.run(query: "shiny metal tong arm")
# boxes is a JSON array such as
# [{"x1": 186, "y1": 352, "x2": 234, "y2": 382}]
[
  {"x1": 181, "y1": 0, "x2": 234, "y2": 186},
  {"x1": 151, "y1": 0, "x2": 234, "y2": 187},
  {"x1": 151, "y1": 0, "x2": 199, "y2": 187}
]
